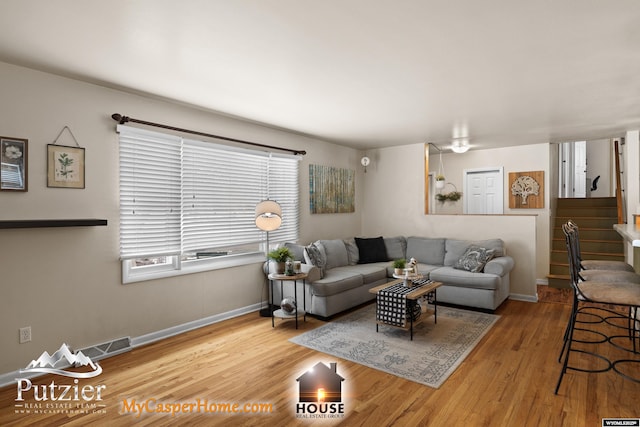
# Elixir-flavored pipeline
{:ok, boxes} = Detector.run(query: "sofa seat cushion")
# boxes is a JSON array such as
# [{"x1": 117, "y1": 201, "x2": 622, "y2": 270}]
[
  {"x1": 310, "y1": 268, "x2": 364, "y2": 297},
  {"x1": 414, "y1": 263, "x2": 443, "y2": 277},
  {"x1": 429, "y1": 266, "x2": 501, "y2": 290},
  {"x1": 340, "y1": 263, "x2": 388, "y2": 284}
]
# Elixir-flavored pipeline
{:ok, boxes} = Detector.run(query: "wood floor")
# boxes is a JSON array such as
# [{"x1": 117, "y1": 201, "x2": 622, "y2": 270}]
[{"x1": 1, "y1": 290, "x2": 638, "y2": 426}]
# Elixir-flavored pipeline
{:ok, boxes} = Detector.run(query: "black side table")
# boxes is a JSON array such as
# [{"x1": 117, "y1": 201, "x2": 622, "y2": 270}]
[{"x1": 268, "y1": 273, "x2": 308, "y2": 329}]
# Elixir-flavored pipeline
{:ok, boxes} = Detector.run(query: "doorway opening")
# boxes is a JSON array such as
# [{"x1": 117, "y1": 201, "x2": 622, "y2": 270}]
[{"x1": 558, "y1": 140, "x2": 614, "y2": 198}]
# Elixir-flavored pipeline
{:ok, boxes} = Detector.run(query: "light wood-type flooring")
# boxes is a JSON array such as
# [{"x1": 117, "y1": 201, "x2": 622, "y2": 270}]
[{"x1": 1, "y1": 288, "x2": 638, "y2": 426}]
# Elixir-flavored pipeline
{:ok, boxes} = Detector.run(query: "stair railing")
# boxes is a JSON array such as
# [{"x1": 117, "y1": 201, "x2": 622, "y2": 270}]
[{"x1": 614, "y1": 139, "x2": 624, "y2": 224}]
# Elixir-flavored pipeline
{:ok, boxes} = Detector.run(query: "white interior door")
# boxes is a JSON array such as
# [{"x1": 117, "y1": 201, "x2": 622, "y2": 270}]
[
  {"x1": 464, "y1": 167, "x2": 504, "y2": 214},
  {"x1": 574, "y1": 141, "x2": 587, "y2": 197},
  {"x1": 559, "y1": 141, "x2": 587, "y2": 198}
]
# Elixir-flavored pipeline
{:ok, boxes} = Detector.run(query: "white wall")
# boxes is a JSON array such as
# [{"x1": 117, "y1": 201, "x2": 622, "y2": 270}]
[
  {"x1": 361, "y1": 143, "x2": 539, "y2": 300},
  {"x1": 586, "y1": 139, "x2": 612, "y2": 197},
  {"x1": 623, "y1": 131, "x2": 640, "y2": 264},
  {"x1": 0, "y1": 61, "x2": 363, "y2": 374}
]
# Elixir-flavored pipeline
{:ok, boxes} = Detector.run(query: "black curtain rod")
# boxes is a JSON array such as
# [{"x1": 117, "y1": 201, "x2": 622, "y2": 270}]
[{"x1": 111, "y1": 113, "x2": 306, "y2": 156}]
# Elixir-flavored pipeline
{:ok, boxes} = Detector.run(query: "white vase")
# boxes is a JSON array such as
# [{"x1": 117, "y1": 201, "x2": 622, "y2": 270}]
[{"x1": 436, "y1": 180, "x2": 445, "y2": 189}]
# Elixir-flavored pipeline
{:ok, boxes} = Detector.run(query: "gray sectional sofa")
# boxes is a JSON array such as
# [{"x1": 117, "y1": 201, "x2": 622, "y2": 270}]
[{"x1": 268, "y1": 236, "x2": 515, "y2": 318}]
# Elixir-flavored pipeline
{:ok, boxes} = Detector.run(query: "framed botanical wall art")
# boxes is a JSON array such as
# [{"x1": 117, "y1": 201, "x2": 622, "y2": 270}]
[
  {"x1": 47, "y1": 144, "x2": 85, "y2": 188},
  {"x1": 0, "y1": 136, "x2": 28, "y2": 191}
]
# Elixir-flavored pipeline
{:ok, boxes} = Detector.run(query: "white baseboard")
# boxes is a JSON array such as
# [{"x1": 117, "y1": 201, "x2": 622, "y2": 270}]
[
  {"x1": 131, "y1": 302, "x2": 260, "y2": 348},
  {"x1": 537, "y1": 278, "x2": 549, "y2": 286},
  {"x1": 0, "y1": 303, "x2": 262, "y2": 388},
  {"x1": 509, "y1": 293, "x2": 539, "y2": 303}
]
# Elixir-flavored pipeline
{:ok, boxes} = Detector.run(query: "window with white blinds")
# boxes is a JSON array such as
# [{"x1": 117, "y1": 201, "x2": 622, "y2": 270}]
[{"x1": 118, "y1": 125, "x2": 300, "y2": 281}]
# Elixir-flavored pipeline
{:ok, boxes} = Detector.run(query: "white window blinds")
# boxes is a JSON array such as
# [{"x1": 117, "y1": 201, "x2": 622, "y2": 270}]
[
  {"x1": 118, "y1": 125, "x2": 300, "y2": 260},
  {"x1": 119, "y1": 127, "x2": 182, "y2": 259}
]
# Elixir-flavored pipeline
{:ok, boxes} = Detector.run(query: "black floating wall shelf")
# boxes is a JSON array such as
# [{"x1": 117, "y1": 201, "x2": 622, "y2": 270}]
[{"x1": 0, "y1": 219, "x2": 108, "y2": 229}]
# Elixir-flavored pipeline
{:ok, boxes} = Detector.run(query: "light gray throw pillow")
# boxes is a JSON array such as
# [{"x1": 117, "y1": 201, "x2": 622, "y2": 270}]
[
  {"x1": 343, "y1": 238, "x2": 359, "y2": 265},
  {"x1": 319, "y1": 239, "x2": 349, "y2": 270}
]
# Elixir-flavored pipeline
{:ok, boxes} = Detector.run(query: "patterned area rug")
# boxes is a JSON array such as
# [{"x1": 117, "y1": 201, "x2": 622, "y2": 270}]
[{"x1": 290, "y1": 303, "x2": 499, "y2": 388}]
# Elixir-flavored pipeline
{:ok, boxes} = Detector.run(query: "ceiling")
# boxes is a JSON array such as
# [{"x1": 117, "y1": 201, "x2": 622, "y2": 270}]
[{"x1": 1, "y1": 1, "x2": 639, "y2": 152}]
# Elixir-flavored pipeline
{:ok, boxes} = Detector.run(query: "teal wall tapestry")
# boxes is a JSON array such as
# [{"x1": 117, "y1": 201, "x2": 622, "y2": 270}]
[{"x1": 309, "y1": 165, "x2": 355, "y2": 214}]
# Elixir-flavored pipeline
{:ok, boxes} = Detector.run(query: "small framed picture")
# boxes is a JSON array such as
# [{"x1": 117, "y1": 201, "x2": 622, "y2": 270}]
[
  {"x1": 47, "y1": 144, "x2": 85, "y2": 189},
  {"x1": 1, "y1": 137, "x2": 28, "y2": 191}
]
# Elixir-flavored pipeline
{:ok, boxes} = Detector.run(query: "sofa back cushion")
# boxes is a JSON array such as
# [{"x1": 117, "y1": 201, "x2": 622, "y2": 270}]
[
  {"x1": 318, "y1": 239, "x2": 350, "y2": 270},
  {"x1": 406, "y1": 237, "x2": 446, "y2": 265},
  {"x1": 444, "y1": 238, "x2": 504, "y2": 266},
  {"x1": 283, "y1": 242, "x2": 306, "y2": 262},
  {"x1": 343, "y1": 238, "x2": 359, "y2": 265},
  {"x1": 384, "y1": 236, "x2": 407, "y2": 260},
  {"x1": 355, "y1": 236, "x2": 389, "y2": 263}
]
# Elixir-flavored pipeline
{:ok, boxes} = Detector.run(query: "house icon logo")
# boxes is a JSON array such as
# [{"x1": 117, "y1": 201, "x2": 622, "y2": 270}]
[
  {"x1": 295, "y1": 362, "x2": 345, "y2": 418},
  {"x1": 20, "y1": 343, "x2": 102, "y2": 378}
]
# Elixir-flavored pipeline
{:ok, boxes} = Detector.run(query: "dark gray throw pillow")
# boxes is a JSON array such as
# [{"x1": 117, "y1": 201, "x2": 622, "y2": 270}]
[
  {"x1": 355, "y1": 236, "x2": 388, "y2": 264},
  {"x1": 453, "y1": 246, "x2": 495, "y2": 273},
  {"x1": 304, "y1": 242, "x2": 326, "y2": 278}
]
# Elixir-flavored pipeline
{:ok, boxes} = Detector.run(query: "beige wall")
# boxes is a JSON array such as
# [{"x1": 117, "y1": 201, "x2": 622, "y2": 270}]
[
  {"x1": 0, "y1": 61, "x2": 363, "y2": 374},
  {"x1": 361, "y1": 143, "x2": 539, "y2": 299}
]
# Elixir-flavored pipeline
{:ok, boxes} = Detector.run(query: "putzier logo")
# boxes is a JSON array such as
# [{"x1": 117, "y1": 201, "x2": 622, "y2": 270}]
[
  {"x1": 15, "y1": 343, "x2": 107, "y2": 410},
  {"x1": 295, "y1": 362, "x2": 345, "y2": 419},
  {"x1": 20, "y1": 343, "x2": 102, "y2": 378}
]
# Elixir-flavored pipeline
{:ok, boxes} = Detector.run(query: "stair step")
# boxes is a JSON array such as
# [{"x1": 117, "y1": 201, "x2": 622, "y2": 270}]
[
  {"x1": 547, "y1": 274, "x2": 572, "y2": 289},
  {"x1": 556, "y1": 197, "x2": 617, "y2": 208},
  {"x1": 549, "y1": 250, "x2": 626, "y2": 263},
  {"x1": 549, "y1": 264, "x2": 569, "y2": 275},
  {"x1": 555, "y1": 206, "x2": 618, "y2": 217},
  {"x1": 551, "y1": 238, "x2": 623, "y2": 253},
  {"x1": 554, "y1": 216, "x2": 620, "y2": 228},
  {"x1": 552, "y1": 227, "x2": 620, "y2": 240}
]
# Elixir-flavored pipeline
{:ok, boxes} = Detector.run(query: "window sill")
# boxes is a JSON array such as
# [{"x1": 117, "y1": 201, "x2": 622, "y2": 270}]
[{"x1": 122, "y1": 252, "x2": 267, "y2": 284}]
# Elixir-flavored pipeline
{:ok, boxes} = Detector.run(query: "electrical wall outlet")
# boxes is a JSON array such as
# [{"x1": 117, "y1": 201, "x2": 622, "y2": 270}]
[{"x1": 19, "y1": 326, "x2": 31, "y2": 344}]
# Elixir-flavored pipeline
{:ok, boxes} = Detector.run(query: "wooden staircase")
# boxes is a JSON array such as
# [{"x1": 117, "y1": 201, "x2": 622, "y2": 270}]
[{"x1": 548, "y1": 197, "x2": 626, "y2": 288}]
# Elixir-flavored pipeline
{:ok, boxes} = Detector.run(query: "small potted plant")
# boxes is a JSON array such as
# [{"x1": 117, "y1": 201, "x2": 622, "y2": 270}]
[
  {"x1": 268, "y1": 247, "x2": 294, "y2": 274},
  {"x1": 392, "y1": 258, "x2": 406, "y2": 276},
  {"x1": 435, "y1": 174, "x2": 446, "y2": 189}
]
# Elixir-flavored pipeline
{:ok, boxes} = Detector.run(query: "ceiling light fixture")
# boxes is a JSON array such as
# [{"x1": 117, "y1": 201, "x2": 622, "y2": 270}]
[{"x1": 451, "y1": 139, "x2": 470, "y2": 154}]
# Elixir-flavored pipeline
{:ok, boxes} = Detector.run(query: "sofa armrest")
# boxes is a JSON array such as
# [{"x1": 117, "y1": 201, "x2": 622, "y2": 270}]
[
  {"x1": 300, "y1": 263, "x2": 321, "y2": 282},
  {"x1": 484, "y1": 256, "x2": 514, "y2": 276}
]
